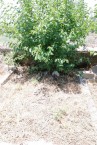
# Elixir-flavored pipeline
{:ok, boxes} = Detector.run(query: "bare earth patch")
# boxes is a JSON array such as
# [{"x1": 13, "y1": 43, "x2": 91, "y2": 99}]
[{"x1": 0, "y1": 72, "x2": 96, "y2": 145}]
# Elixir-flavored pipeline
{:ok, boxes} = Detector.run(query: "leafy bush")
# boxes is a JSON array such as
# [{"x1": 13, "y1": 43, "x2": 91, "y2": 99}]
[
  {"x1": 91, "y1": 4, "x2": 97, "y2": 33},
  {"x1": 1, "y1": 0, "x2": 91, "y2": 72}
]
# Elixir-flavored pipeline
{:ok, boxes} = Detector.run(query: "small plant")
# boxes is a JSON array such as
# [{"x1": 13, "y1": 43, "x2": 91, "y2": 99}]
[
  {"x1": 90, "y1": 51, "x2": 97, "y2": 56},
  {"x1": 54, "y1": 109, "x2": 68, "y2": 123},
  {"x1": 4, "y1": 52, "x2": 14, "y2": 66}
]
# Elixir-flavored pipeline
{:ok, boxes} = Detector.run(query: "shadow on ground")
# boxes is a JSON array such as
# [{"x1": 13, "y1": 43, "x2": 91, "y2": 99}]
[{"x1": 9, "y1": 68, "x2": 81, "y2": 94}]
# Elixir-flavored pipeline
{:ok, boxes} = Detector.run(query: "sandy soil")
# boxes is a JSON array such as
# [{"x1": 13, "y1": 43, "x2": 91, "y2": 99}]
[
  {"x1": 88, "y1": 82, "x2": 97, "y2": 109},
  {"x1": 0, "y1": 72, "x2": 96, "y2": 145}
]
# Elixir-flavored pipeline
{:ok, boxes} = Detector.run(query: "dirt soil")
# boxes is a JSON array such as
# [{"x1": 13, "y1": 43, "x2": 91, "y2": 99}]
[
  {"x1": 88, "y1": 82, "x2": 97, "y2": 108},
  {"x1": 0, "y1": 71, "x2": 96, "y2": 145}
]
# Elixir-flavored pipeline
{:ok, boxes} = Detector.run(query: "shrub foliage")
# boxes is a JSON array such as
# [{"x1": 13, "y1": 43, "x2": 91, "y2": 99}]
[{"x1": 1, "y1": 0, "x2": 90, "y2": 72}]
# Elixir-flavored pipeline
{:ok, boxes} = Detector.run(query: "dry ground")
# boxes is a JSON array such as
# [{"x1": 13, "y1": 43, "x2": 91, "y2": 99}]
[
  {"x1": 88, "y1": 82, "x2": 97, "y2": 109},
  {"x1": 0, "y1": 72, "x2": 97, "y2": 145}
]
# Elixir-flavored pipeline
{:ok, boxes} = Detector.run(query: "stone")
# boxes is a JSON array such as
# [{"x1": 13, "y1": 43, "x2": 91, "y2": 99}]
[
  {"x1": 17, "y1": 74, "x2": 23, "y2": 79},
  {"x1": 43, "y1": 71, "x2": 48, "y2": 77},
  {"x1": 83, "y1": 71, "x2": 94, "y2": 79},
  {"x1": 95, "y1": 76, "x2": 97, "y2": 83},
  {"x1": 92, "y1": 65, "x2": 97, "y2": 75},
  {"x1": 8, "y1": 66, "x2": 18, "y2": 73},
  {"x1": 88, "y1": 78, "x2": 95, "y2": 84},
  {"x1": 52, "y1": 71, "x2": 60, "y2": 77}
]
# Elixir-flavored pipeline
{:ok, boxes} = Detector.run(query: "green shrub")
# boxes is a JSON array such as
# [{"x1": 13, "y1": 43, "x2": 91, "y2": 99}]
[
  {"x1": 92, "y1": 4, "x2": 97, "y2": 33},
  {"x1": 1, "y1": 0, "x2": 91, "y2": 72}
]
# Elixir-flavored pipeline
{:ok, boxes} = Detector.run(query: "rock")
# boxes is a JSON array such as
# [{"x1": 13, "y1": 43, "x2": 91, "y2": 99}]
[
  {"x1": 43, "y1": 71, "x2": 48, "y2": 77},
  {"x1": 88, "y1": 78, "x2": 95, "y2": 83},
  {"x1": 8, "y1": 66, "x2": 18, "y2": 73},
  {"x1": 95, "y1": 76, "x2": 97, "y2": 83},
  {"x1": 92, "y1": 65, "x2": 97, "y2": 75},
  {"x1": 37, "y1": 73, "x2": 43, "y2": 81},
  {"x1": 17, "y1": 74, "x2": 23, "y2": 79},
  {"x1": 52, "y1": 71, "x2": 60, "y2": 77},
  {"x1": 83, "y1": 71, "x2": 94, "y2": 79}
]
